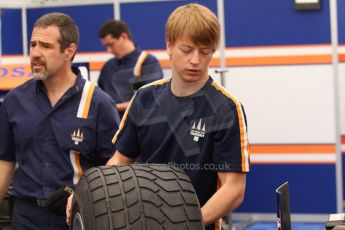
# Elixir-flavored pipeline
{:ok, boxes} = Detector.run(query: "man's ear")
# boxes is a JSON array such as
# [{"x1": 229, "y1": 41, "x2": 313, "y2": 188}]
[
  {"x1": 166, "y1": 41, "x2": 171, "y2": 55},
  {"x1": 65, "y1": 43, "x2": 77, "y2": 61},
  {"x1": 119, "y1": 32, "x2": 129, "y2": 40}
]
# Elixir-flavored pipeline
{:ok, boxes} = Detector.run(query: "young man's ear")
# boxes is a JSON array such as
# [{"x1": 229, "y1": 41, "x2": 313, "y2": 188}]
[
  {"x1": 166, "y1": 41, "x2": 172, "y2": 56},
  {"x1": 65, "y1": 43, "x2": 77, "y2": 61}
]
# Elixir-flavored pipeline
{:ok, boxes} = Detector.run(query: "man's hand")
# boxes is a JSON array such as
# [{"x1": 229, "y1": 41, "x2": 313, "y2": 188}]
[
  {"x1": 66, "y1": 193, "x2": 74, "y2": 225},
  {"x1": 46, "y1": 185, "x2": 75, "y2": 215},
  {"x1": 0, "y1": 160, "x2": 15, "y2": 203}
]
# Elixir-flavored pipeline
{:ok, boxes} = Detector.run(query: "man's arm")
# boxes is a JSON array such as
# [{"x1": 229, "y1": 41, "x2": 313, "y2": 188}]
[
  {"x1": 116, "y1": 101, "x2": 130, "y2": 112},
  {"x1": 201, "y1": 172, "x2": 246, "y2": 226},
  {"x1": 106, "y1": 150, "x2": 136, "y2": 165},
  {"x1": 67, "y1": 150, "x2": 135, "y2": 225},
  {"x1": 0, "y1": 160, "x2": 15, "y2": 203}
]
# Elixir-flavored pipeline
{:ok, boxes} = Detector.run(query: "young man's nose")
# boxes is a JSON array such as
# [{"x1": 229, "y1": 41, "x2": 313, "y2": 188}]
[{"x1": 190, "y1": 50, "x2": 201, "y2": 65}]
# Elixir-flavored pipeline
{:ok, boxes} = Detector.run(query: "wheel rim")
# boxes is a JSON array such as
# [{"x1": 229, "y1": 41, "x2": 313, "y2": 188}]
[{"x1": 73, "y1": 212, "x2": 85, "y2": 230}]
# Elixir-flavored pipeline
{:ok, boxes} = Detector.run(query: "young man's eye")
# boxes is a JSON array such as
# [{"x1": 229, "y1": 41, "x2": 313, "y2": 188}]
[
  {"x1": 200, "y1": 49, "x2": 212, "y2": 55},
  {"x1": 180, "y1": 48, "x2": 191, "y2": 53}
]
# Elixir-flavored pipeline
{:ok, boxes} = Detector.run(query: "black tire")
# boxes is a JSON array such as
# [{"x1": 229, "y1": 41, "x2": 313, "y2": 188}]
[{"x1": 71, "y1": 164, "x2": 204, "y2": 230}]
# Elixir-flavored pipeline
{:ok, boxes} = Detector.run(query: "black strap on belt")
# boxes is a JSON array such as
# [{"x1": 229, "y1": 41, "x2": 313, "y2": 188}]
[
  {"x1": 16, "y1": 197, "x2": 48, "y2": 208},
  {"x1": 35, "y1": 199, "x2": 48, "y2": 207}
]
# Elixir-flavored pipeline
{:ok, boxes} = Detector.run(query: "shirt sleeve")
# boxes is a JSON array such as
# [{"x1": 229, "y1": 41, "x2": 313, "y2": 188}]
[
  {"x1": 113, "y1": 94, "x2": 140, "y2": 158},
  {"x1": 212, "y1": 102, "x2": 250, "y2": 173},
  {"x1": 95, "y1": 96, "x2": 121, "y2": 165},
  {"x1": 0, "y1": 98, "x2": 16, "y2": 162}
]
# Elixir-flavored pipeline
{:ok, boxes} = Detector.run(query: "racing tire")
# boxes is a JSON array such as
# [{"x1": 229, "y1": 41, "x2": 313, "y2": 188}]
[{"x1": 71, "y1": 164, "x2": 204, "y2": 230}]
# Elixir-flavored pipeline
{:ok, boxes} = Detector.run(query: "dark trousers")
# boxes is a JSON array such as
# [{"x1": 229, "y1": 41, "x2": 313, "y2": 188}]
[{"x1": 12, "y1": 199, "x2": 68, "y2": 230}]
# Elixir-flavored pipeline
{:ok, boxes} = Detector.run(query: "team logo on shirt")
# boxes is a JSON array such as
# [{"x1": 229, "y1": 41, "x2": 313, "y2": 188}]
[
  {"x1": 190, "y1": 119, "x2": 206, "y2": 142},
  {"x1": 71, "y1": 128, "x2": 84, "y2": 145}
]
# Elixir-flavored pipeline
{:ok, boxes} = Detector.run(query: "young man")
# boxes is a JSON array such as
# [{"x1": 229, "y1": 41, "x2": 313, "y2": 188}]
[
  {"x1": 65, "y1": 3, "x2": 250, "y2": 229},
  {"x1": 106, "y1": 3, "x2": 250, "y2": 229},
  {"x1": 0, "y1": 13, "x2": 120, "y2": 229},
  {"x1": 98, "y1": 20, "x2": 163, "y2": 117}
]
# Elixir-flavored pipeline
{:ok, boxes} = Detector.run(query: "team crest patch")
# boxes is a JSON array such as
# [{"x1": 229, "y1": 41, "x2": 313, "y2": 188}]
[
  {"x1": 190, "y1": 119, "x2": 206, "y2": 142},
  {"x1": 71, "y1": 128, "x2": 84, "y2": 145}
]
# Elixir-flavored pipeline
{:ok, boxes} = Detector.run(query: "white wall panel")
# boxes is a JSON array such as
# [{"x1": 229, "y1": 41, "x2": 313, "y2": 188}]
[
  {"x1": 339, "y1": 63, "x2": 345, "y2": 135},
  {"x1": 223, "y1": 65, "x2": 336, "y2": 143}
]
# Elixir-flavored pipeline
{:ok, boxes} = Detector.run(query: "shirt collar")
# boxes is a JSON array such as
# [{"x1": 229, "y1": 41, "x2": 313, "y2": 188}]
[
  {"x1": 116, "y1": 46, "x2": 142, "y2": 65},
  {"x1": 35, "y1": 66, "x2": 83, "y2": 94}
]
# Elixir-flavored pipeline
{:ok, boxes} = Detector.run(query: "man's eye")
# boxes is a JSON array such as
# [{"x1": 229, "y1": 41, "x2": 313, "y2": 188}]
[
  {"x1": 200, "y1": 49, "x2": 212, "y2": 55},
  {"x1": 180, "y1": 48, "x2": 192, "y2": 53}
]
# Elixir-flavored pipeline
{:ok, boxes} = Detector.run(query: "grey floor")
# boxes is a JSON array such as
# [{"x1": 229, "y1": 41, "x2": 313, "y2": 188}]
[
  {"x1": 0, "y1": 221, "x2": 329, "y2": 230},
  {"x1": 0, "y1": 223, "x2": 11, "y2": 230},
  {"x1": 241, "y1": 222, "x2": 325, "y2": 230}
]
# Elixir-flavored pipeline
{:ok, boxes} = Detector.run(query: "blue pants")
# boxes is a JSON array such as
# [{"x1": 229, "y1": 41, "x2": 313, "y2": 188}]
[{"x1": 12, "y1": 198, "x2": 68, "y2": 230}]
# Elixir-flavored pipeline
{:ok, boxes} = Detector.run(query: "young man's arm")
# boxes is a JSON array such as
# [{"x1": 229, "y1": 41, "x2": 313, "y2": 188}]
[
  {"x1": 0, "y1": 160, "x2": 15, "y2": 203},
  {"x1": 201, "y1": 172, "x2": 246, "y2": 226},
  {"x1": 106, "y1": 150, "x2": 136, "y2": 165}
]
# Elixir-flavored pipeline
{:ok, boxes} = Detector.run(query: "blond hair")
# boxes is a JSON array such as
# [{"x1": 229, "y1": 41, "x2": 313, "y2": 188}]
[{"x1": 165, "y1": 3, "x2": 220, "y2": 51}]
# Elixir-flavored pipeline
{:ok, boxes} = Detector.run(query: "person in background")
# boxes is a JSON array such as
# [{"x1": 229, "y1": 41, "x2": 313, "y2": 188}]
[
  {"x1": 0, "y1": 12, "x2": 120, "y2": 229},
  {"x1": 97, "y1": 19, "x2": 163, "y2": 117}
]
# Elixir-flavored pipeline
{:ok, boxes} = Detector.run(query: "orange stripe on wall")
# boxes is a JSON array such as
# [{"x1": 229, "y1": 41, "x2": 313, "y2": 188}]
[
  {"x1": 0, "y1": 64, "x2": 32, "y2": 90},
  {"x1": 0, "y1": 77, "x2": 32, "y2": 91},
  {"x1": 89, "y1": 61, "x2": 105, "y2": 71},
  {"x1": 251, "y1": 144, "x2": 335, "y2": 153},
  {"x1": 339, "y1": 54, "x2": 345, "y2": 62},
  {"x1": 89, "y1": 54, "x2": 333, "y2": 71}
]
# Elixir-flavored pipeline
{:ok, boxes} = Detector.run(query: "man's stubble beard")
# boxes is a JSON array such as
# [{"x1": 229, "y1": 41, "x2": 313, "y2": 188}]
[{"x1": 32, "y1": 71, "x2": 48, "y2": 81}]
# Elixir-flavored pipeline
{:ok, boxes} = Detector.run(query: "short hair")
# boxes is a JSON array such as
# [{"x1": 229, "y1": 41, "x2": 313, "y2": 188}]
[
  {"x1": 98, "y1": 20, "x2": 133, "y2": 41},
  {"x1": 34, "y1": 12, "x2": 79, "y2": 53},
  {"x1": 165, "y1": 3, "x2": 220, "y2": 51}
]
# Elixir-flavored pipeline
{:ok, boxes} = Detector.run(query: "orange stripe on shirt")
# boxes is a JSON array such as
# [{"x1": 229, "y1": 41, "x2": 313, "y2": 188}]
[
  {"x1": 133, "y1": 51, "x2": 149, "y2": 76},
  {"x1": 70, "y1": 150, "x2": 83, "y2": 184},
  {"x1": 75, "y1": 152, "x2": 83, "y2": 179},
  {"x1": 211, "y1": 82, "x2": 250, "y2": 172},
  {"x1": 82, "y1": 83, "x2": 95, "y2": 119},
  {"x1": 112, "y1": 78, "x2": 171, "y2": 144},
  {"x1": 112, "y1": 95, "x2": 136, "y2": 144}
]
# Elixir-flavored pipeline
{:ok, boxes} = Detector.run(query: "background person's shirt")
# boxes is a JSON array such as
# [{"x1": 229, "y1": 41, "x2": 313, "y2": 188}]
[{"x1": 98, "y1": 47, "x2": 163, "y2": 117}]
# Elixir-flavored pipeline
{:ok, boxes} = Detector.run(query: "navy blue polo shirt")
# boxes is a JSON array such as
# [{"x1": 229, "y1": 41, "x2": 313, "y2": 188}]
[
  {"x1": 0, "y1": 67, "x2": 120, "y2": 200},
  {"x1": 98, "y1": 47, "x2": 163, "y2": 106},
  {"x1": 113, "y1": 77, "x2": 250, "y2": 229}
]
